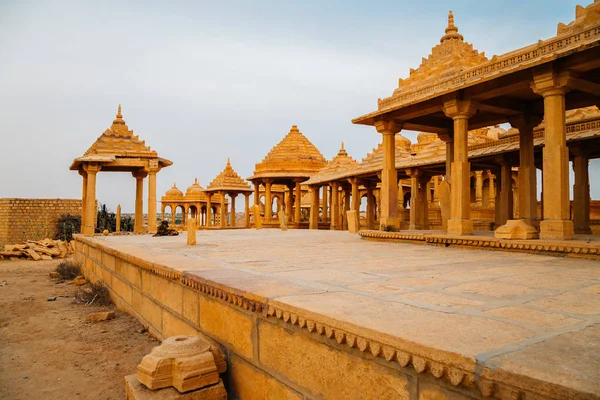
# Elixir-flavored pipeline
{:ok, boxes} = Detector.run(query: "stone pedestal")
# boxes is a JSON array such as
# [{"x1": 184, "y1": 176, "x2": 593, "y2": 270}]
[
  {"x1": 346, "y1": 210, "x2": 360, "y2": 233},
  {"x1": 187, "y1": 219, "x2": 196, "y2": 246},
  {"x1": 126, "y1": 375, "x2": 226, "y2": 400},
  {"x1": 380, "y1": 217, "x2": 400, "y2": 231},
  {"x1": 138, "y1": 336, "x2": 220, "y2": 393},
  {"x1": 494, "y1": 219, "x2": 539, "y2": 240},
  {"x1": 278, "y1": 211, "x2": 288, "y2": 231},
  {"x1": 253, "y1": 205, "x2": 262, "y2": 229}
]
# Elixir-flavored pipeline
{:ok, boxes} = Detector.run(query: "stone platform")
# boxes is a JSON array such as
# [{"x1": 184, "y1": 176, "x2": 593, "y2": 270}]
[
  {"x1": 360, "y1": 229, "x2": 600, "y2": 260},
  {"x1": 74, "y1": 230, "x2": 600, "y2": 400}
]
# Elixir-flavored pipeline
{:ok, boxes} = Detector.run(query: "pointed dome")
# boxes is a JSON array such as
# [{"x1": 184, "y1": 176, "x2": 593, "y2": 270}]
[
  {"x1": 392, "y1": 11, "x2": 487, "y2": 96},
  {"x1": 251, "y1": 125, "x2": 327, "y2": 179},
  {"x1": 304, "y1": 142, "x2": 358, "y2": 185},
  {"x1": 166, "y1": 183, "x2": 183, "y2": 197},
  {"x1": 207, "y1": 158, "x2": 252, "y2": 192},
  {"x1": 186, "y1": 178, "x2": 204, "y2": 196}
]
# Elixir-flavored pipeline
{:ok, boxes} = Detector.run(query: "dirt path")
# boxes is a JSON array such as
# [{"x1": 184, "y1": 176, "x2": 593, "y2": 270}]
[{"x1": 0, "y1": 258, "x2": 158, "y2": 400}]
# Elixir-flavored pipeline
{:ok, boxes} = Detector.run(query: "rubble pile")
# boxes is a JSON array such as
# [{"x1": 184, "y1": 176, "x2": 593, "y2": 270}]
[{"x1": 0, "y1": 239, "x2": 74, "y2": 260}]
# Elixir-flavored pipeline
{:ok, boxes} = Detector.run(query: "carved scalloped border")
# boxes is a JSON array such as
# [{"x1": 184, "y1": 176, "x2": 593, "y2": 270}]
[
  {"x1": 263, "y1": 304, "x2": 516, "y2": 399},
  {"x1": 181, "y1": 276, "x2": 264, "y2": 314},
  {"x1": 359, "y1": 230, "x2": 600, "y2": 258}
]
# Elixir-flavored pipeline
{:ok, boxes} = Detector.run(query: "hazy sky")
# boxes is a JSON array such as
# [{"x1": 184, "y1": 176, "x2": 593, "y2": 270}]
[{"x1": 0, "y1": 0, "x2": 595, "y2": 213}]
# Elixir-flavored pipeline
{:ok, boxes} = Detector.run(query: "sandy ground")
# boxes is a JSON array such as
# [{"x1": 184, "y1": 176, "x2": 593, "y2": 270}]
[{"x1": 0, "y1": 258, "x2": 158, "y2": 400}]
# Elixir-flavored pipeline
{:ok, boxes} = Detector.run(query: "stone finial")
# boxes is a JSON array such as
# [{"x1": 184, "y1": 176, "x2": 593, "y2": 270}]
[
  {"x1": 113, "y1": 104, "x2": 125, "y2": 125},
  {"x1": 440, "y1": 11, "x2": 464, "y2": 43},
  {"x1": 137, "y1": 335, "x2": 221, "y2": 393},
  {"x1": 338, "y1": 142, "x2": 348, "y2": 157}
]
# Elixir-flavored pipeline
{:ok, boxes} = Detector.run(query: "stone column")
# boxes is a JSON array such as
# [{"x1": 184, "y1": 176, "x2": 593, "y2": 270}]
[
  {"x1": 294, "y1": 179, "x2": 302, "y2": 224},
  {"x1": 374, "y1": 120, "x2": 402, "y2": 229},
  {"x1": 83, "y1": 164, "x2": 100, "y2": 236},
  {"x1": 573, "y1": 149, "x2": 591, "y2": 234},
  {"x1": 495, "y1": 116, "x2": 542, "y2": 239},
  {"x1": 244, "y1": 193, "x2": 250, "y2": 228},
  {"x1": 286, "y1": 184, "x2": 294, "y2": 223},
  {"x1": 443, "y1": 99, "x2": 477, "y2": 235},
  {"x1": 133, "y1": 170, "x2": 148, "y2": 234},
  {"x1": 79, "y1": 169, "x2": 88, "y2": 234},
  {"x1": 365, "y1": 185, "x2": 375, "y2": 230},
  {"x1": 116, "y1": 204, "x2": 121, "y2": 232},
  {"x1": 342, "y1": 187, "x2": 351, "y2": 230},
  {"x1": 263, "y1": 179, "x2": 273, "y2": 223},
  {"x1": 219, "y1": 192, "x2": 226, "y2": 228},
  {"x1": 321, "y1": 185, "x2": 328, "y2": 223},
  {"x1": 147, "y1": 167, "x2": 158, "y2": 233},
  {"x1": 229, "y1": 193, "x2": 237, "y2": 227},
  {"x1": 253, "y1": 181, "x2": 260, "y2": 206},
  {"x1": 432, "y1": 176, "x2": 440, "y2": 206},
  {"x1": 488, "y1": 173, "x2": 496, "y2": 208},
  {"x1": 171, "y1": 205, "x2": 176, "y2": 226},
  {"x1": 407, "y1": 169, "x2": 429, "y2": 230},
  {"x1": 497, "y1": 161, "x2": 514, "y2": 227},
  {"x1": 206, "y1": 193, "x2": 212, "y2": 227},
  {"x1": 475, "y1": 171, "x2": 483, "y2": 207},
  {"x1": 439, "y1": 135, "x2": 454, "y2": 184},
  {"x1": 531, "y1": 69, "x2": 574, "y2": 239},
  {"x1": 330, "y1": 182, "x2": 339, "y2": 230},
  {"x1": 349, "y1": 178, "x2": 360, "y2": 213},
  {"x1": 309, "y1": 186, "x2": 320, "y2": 229}
]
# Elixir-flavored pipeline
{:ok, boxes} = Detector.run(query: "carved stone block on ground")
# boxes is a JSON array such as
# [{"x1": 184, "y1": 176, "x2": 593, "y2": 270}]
[
  {"x1": 138, "y1": 336, "x2": 220, "y2": 393},
  {"x1": 126, "y1": 375, "x2": 226, "y2": 400},
  {"x1": 346, "y1": 210, "x2": 359, "y2": 233}
]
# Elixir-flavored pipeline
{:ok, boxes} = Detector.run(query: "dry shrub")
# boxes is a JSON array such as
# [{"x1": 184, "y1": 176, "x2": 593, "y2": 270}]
[
  {"x1": 75, "y1": 282, "x2": 112, "y2": 306},
  {"x1": 55, "y1": 260, "x2": 81, "y2": 280}
]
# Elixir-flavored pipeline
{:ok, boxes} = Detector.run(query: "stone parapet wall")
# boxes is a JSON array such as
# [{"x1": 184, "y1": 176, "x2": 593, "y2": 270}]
[
  {"x1": 0, "y1": 198, "x2": 82, "y2": 246},
  {"x1": 74, "y1": 236, "x2": 565, "y2": 400}
]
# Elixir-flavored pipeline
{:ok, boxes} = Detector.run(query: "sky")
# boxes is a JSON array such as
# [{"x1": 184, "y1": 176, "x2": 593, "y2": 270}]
[{"x1": 0, "y1": 0, "x2": 595, "y2": 213}]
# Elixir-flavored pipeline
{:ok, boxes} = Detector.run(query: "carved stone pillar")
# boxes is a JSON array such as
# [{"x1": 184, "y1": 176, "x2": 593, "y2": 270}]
[
  {"x1": 309, "y1": 186, "x2": 320, "y2": 230},
  {"x1": 342, "y1": 187, "x2": 351, "y2": 230},
  {"x1": 229, "y1": 193, "x2": 237, "y2": 227},
  {"x1": 432, "y1": 176, "x2": 440, "y2": 206},
  {"x1": 133, "y1": 170, "x2": 148, "y2": 233},
  {"x1": 366, "y1": 185, "x2": 375, "y2": 230},
  {"x1": 147, "y1": 163, "x2": 159, "y2": 233},
  {"x1": 253, "y1": 181, "x2": 260, "y2": 206},
  {"x1": 263, "y1": 179, "x2": 273, "y2": 223},
  {"x1": 330, "y1": 182, "x2": 339, "y2": 230},
  {"x1": 475, "y1": 171, "x2": 483, "y2": 207},
  {"x1": 244, "y1": 193, "x2": 250, "y2": 228},
  {"x1": 220, "y1": 191, "x2": 226, "y2": 228},
  {"x1": 443, "y1": 99, "x2": 476, "y2": 235},
  {"x1": 83, "y1": 164, "x2": 100, "y2": 236},
  {"x1": 572, "y1": 148, "x2": 591, "y2": 234},
  {"x1": 321, "y1": 185, "x2": 329, "y2": 223},
  {"x1": 488, "y1": 173, "x2": 496, "y2": 208},
  {"x1": 532, "y1": 68, "x2": 574, "y2": 239},
  {"x1": 407, "y1": 169, "x2": 429, "y2": 230},
  {"x1": 349, "y1": 177, "x2": 360, "y2": 213},
  {"x1": 79, "y1": 169, "x2": 87, "y2": 234},
  {"x1": 206, "y1": 193, "x2": 212, "y2": 227},
  {"x1": 116, "y1": 204, "x2": 121, "y2": 232},
  {"x1": 287, "y1": 184, "x2": 294, "y2": 223},
  {"x1": 374, "y1": 120, "x2": 402, "y2": 229},
  {"x1": 294, "y1": 179, "x2": 302, "y2": 224}
]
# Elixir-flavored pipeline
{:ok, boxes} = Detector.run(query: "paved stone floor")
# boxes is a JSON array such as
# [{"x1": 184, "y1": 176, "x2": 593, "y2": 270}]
[{"x1": 94, "y1": 230, "x2": 599, "y2": 396}]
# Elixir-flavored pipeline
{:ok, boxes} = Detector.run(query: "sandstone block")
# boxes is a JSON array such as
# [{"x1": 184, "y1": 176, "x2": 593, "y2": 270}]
[
  {"x1": 137, "y1": 336, "x2": 220, "y2": 393},
  {"x1": 253, "y1": 205, "x2": 262, "y2": 229},
  {"x1": 187, "y1": 219, "x2": 197, "y2": 246},
  {"x1": 125, "y1": 375, "x2": 226, "y2": 400},
  {"x1": 494, "y1": 219, "x2": 539, "y2": 240},
  {"x1": 87, "y1": 311, "x2": 116, "y2": 322},
  {"x1": 278, "y1": 211, "x2": 287, "y2": 231},
  {"x1": 346, "y1": 210, "x2": 359, "y2": 233}
]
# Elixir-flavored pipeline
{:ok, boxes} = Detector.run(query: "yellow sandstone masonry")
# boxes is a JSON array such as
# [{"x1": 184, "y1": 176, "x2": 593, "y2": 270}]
[
  {"x1": 131, "y1": 289, "x2": 163, "y2": 332},
  {"x1": 111, "y1": 276, "x2": 133, "y2": 305},
  {"x1": 183, "y1": 287, "x2": 199, "y2": 326},
  {"x1": 228, "y1": 354, "x2": 302, "y2": 400},
  {"x1": 116, "y1": 260, "x2": 142, "y2": 288},
  {"x1": 258, "y1": 321, "x2": 412, "y2": 400},
  {"x1": 149, "y1": 274, "x2": 183, "y2": 315},
  {"x1": 199, "y1": 297, "x2": 254, "y2": 359},
  {"x1": 162, "y1": 310, "x2": 199, "y2": 338}
]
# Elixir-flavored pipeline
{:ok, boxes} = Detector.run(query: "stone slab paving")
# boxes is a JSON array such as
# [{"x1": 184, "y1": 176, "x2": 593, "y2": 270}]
[{"x1": 92, "y1": 230, "x2": 600, "y2": 397}]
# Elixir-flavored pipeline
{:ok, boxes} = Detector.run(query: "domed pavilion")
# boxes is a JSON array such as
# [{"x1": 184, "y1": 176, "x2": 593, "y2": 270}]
[
  {"x1": 205, "y1": 159, "x2": 253, "y2": 228},
  {"x1": 248, "y1": 125, "x2": 327, "y2": 228},
  {"x1": 69, "y1": 105, "x2": 172, "y2": 235}
]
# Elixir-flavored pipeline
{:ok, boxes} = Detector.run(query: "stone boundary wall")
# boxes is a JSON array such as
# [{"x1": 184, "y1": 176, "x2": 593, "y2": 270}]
[
  {"x1": 0, "y1": 198, "x2": 82, "y2": 246},
  {"x1": 74, "y1": 236, "x2": 563, "y2": 400}
]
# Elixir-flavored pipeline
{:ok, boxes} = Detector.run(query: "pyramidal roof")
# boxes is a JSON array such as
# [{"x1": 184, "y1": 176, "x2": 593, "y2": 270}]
[
  {"x1": 251, "y1": 125, "x2": 327, "y2": 179},
  {"x1": 304, "y1": 142, "x2": 357, "y2": 185},
  {"x1": 83, "y1": 105, "x2": 157, "y2": 157},
  {"x1": 207, "y1": 158, "x2": 252, "y2": 192},
  {"x1": 390, "y1": 11, "x2": 488, "y2": 98}
]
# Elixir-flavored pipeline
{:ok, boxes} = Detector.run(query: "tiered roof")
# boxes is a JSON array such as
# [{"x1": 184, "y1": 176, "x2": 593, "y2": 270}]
[
  {"x1": 304, "y1": 142, "x2": 357, "y2": 185},
  {"x1": 250, "y1": 125, "x2": 327, "y2": 180},
  {"x1": 207, "y1": 159, "x2": 252, "y2": 193},
  {"x1": 70, "y1": 105, "x2": 172, "y2": 170}
]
